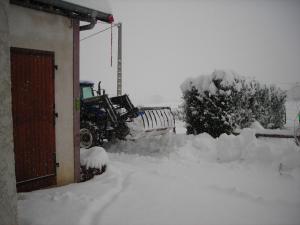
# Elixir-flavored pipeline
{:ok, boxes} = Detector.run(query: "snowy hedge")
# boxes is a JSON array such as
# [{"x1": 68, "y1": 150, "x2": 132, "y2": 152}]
[{"x1": 181, "y1": 70, "x2": 286, "y2": 137}]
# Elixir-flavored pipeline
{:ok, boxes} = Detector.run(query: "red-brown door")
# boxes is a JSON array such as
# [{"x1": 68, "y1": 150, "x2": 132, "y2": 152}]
[{"x1": 11, "y1": 47, "x2": 56, "y2": 192}]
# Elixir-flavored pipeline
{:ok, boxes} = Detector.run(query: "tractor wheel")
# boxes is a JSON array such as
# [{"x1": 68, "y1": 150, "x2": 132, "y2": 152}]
[
  {"x1": 80, "y1": 123, "x2": 99, "y2": 148},
  {"x1": 80, "y1": 128, "x2": 94, "y2": 149}
]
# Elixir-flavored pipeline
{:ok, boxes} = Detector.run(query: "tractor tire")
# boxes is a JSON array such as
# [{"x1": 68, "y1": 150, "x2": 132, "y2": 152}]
[{"x1": 80, "y1": 123, "x2": 99, "y2": 149}]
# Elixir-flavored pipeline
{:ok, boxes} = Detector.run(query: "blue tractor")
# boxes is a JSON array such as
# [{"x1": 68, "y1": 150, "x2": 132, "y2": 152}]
[
  {"x1": 80, "y1": 81, "x2": 176, "y2": 148},
  {"x1": 80, "y1": 81, "x2": 139, "y2": 148}
]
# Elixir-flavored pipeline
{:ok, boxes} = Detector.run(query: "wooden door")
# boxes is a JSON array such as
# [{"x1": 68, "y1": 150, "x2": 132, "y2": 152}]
[{"x1": 11, "y1": 47, "x2": 56, "y2": 192}]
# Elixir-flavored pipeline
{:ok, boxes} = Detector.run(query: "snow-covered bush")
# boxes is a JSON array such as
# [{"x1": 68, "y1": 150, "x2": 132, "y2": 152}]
[
  {"x1": 80, "y1": 147, "x2": 109, "y2": 181},
  {"x1": 251, "y1": 83, "x2": 286, "y2": 128},
  {"x1": 181, "y1": 70, "x2": 286, "y2": 137}
]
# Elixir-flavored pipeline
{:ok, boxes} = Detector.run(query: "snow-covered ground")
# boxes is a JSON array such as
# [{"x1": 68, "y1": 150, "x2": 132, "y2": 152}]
[{"x1": 18, "y1": 122, "x2": 300, "y2": 225}]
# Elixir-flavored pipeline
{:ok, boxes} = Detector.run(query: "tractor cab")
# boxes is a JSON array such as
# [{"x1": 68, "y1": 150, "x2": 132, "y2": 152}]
[{"x1": 80, "y1": 81, "x2": 95, "y2": 99}]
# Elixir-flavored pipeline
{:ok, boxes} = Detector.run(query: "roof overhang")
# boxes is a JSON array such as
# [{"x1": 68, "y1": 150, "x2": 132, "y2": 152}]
[{"x1": 10, "y1": 0, "x2": 114, "y2": 24}]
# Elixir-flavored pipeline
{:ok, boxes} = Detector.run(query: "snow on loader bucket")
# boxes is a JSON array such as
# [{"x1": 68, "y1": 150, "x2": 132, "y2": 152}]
[
  {"x1": 80, "y1": 81, "x2": 176, "y2": 148},
  {"x1": 127, "y1": 107, "x2": 176, "y2": 139}
]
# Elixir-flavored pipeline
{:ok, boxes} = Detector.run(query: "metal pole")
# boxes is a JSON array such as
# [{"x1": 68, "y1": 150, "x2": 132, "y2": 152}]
[{"x1": 117, "y1": 23, "x2": 122, "y2": 96}]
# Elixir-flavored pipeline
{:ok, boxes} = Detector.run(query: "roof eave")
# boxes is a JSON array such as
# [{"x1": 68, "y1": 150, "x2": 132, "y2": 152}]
[{"x1": 10, "y1": 0, "x2": 114, "y2": 24}]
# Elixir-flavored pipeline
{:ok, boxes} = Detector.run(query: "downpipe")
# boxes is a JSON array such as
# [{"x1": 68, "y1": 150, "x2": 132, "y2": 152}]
[
  {"x1": 80, "y1": 18, "x2": 97, "y2": 31},
  {"x1": 79, "y1": 12, "x2": 114, "y2": 31}
]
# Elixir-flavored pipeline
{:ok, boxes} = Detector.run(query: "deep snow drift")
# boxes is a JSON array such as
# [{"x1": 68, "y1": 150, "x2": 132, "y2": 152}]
[{"x1": 18, "y1": 128, "x2": 300, "y2": 225}]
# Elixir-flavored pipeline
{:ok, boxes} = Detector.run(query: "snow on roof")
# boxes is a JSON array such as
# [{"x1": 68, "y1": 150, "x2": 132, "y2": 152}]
[{"x1": 65, "y1": 0, "x2": 112, "y2": 14}]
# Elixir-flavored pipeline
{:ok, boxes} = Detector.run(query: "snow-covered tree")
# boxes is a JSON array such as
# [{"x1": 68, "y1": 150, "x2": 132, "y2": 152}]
[{"x1": 181, "y1": 70, "x2": 286, "y2": 137}]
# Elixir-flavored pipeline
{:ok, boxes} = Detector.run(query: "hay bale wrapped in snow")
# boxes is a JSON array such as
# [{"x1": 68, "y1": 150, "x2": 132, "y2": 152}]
[{"x1": 80, "y1": 147, "x2": 109, "y2": 181}]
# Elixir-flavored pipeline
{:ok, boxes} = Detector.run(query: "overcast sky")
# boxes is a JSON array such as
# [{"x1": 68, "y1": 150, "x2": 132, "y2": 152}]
[{"x1": 80, "y1": 0, "x2": 300, "y2": 105}]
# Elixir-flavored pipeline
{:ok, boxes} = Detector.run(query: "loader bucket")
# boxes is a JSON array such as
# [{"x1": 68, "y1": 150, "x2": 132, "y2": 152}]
[{"x1": 126, "y1": 107, "x2": 176, "y2": 139}]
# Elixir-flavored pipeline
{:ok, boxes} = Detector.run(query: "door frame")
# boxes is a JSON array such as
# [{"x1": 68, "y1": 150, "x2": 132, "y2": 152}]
[{"x1": 73, "y1": 19, "x2": 80, "y2": 182}]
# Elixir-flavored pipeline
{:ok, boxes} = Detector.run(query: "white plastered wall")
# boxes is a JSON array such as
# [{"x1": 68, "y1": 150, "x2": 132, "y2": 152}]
[
  {"x1": 9, "y1": 5, "x2": 75, "y2": 185},
  {"x1": 0, "y1": 0, "x2": 18, "y2": 224}
]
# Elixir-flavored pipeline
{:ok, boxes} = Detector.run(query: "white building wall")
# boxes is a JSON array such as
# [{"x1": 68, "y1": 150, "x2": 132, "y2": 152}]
[
  {"x1": 0, "y1": 0, "x2": 18, "y2": 224},
  {"x1": 9, "y1": 5, "x2": 75, "y2": 185}
]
